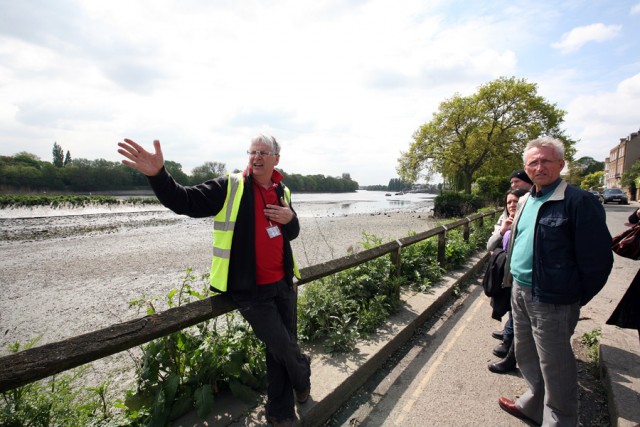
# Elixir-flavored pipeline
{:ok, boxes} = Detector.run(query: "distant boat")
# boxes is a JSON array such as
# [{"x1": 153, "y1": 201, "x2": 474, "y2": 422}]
[
  {"x1": 385, "y1": 193, "x2": 391, "y2": 196},
  {"x1": 394, "y1": 191, "x2": 405, "y2": 195}
]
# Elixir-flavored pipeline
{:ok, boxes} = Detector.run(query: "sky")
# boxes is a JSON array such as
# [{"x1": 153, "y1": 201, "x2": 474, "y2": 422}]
[{"x1": 1, "y1": 0, "x2": 639, "y2": 186}]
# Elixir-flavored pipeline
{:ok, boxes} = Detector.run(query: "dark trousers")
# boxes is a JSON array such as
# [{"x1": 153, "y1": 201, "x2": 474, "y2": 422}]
[
  {"x1": 503, "y1": 311, "x2": 514, "y2": 341},
  {"x1": 232, "y1": 279, "x2": 311, "y2": 421}
]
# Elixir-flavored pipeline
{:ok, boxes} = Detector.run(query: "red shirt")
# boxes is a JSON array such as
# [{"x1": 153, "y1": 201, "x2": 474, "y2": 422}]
[{"x1": 251, "y1": 170, "x2": 285, "y2": 285}]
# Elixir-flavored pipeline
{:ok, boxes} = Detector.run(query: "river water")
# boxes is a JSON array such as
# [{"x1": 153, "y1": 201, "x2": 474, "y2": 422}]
[{"x1": 0, "y1": 190, "x2": 436, "y2": 219}]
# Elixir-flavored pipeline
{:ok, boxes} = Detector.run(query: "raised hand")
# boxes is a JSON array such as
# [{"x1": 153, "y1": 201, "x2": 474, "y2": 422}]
[
  {"x1": 117, "y1": 139, "x2": 164, "y2": 176},
  {"x1": 500, "y1": 216, "x2": 513, "y2": 235}
]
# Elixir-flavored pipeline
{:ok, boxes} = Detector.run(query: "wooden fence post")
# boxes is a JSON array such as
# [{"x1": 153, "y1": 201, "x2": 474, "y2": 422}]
[
  {"x1": 389, "y1": 242, "x2": 402, "y2": 278},
  {"x1": 463, "y1": 218, "x2": 470, "y2": 241},
  {"x1": 389, "y1": 243, "x2": 402, "y2": 301},
  {"x1": 437, "y1": 228, "x2": 446, "y2": 268}
]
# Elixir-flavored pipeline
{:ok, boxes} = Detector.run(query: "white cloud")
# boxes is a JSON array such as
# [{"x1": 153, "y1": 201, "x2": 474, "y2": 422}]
[
  {"x1": 632, "y1": 3, "x2": 640, "y2": 15},
  {"x1": 552, "y1": 23, "x2": 622, "y2": 54},
  {"x1": 563, "y1": 73, "x2": 640, "y2": 161}
]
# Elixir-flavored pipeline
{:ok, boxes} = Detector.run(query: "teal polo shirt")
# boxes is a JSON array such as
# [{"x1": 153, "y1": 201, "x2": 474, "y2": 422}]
[{"x1": 510, "y1": 179, "x2": 560, "y2": 287}]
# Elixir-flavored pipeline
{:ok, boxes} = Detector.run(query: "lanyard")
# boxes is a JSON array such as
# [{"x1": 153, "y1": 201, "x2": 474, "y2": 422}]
[{"x1": 256, "y1": 183, "x2": 276, "y2": 224}]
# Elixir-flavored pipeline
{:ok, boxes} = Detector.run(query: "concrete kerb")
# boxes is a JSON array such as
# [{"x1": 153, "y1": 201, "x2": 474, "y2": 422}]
[{"x1": 600, "y1": 325, "x2": 640, "y2": 426}]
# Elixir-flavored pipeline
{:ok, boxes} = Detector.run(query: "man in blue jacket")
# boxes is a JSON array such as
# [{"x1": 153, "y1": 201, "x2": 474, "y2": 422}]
[{"x1": 498, "y1": 137, "x2": 613, "y2": 426}]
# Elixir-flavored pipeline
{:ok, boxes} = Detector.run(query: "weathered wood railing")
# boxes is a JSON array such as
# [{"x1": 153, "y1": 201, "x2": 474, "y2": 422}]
[{"x1": 0, "y1": 209, "x2": 499, "y2": 393}]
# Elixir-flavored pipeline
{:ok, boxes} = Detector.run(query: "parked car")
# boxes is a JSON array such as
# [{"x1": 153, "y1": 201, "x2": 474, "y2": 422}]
[
  {"x1": 588, "y1": 190, "x2": 604, "y2": 203},
  {"x1": 602, "y1": 188, "x2": 629, "y2": 205}
]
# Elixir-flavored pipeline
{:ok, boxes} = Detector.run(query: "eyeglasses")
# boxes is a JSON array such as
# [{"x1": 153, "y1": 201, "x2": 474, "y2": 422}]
[
  {"x1": 525, "y1": 159, "x2": 560, "y2": 168},
  {"x1": 247, "y1": 150, "x2": 277, "y2": 157}
]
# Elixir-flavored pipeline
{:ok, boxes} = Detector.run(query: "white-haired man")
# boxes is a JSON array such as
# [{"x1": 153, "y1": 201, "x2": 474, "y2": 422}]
[{"x1": 498, "y1": 137, "x2": 613, "y2": 426}]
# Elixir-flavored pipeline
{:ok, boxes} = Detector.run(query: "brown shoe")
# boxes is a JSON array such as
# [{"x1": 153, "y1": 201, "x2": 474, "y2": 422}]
[{"x1": 498, "y1": 397, "x2": 534, "y2": 422}]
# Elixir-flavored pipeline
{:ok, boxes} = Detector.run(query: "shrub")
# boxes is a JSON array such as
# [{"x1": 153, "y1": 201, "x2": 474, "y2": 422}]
[
  {"x1": 433, "y1": 192, "x2": 483, "y2": 218},
  {"x1": 445, "y1": 229, "x2": 473, "y2": 268},
  {"x1": 0, "y1": 338, "x2": 119, "y2": 427},
  {"x1": 298, "y1": 232, "x2": 401, "y2": 353},
  {"x1": 399, "y1": 235, "x2": 443, "y2": 292},
  {"x1": 122, "y1": 269, "x2": 265, "y2": 425},
  {"x1": 474, "y1": 176, "x2": 510, "y2": 205},
  {"x1": 467, "y1": 211, "x2": 497, "y2": 250}
]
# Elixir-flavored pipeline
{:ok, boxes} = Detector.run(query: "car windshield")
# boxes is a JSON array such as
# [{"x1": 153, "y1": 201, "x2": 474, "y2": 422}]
[{"x1": 606, "y1": 189, "x2": 624, "y2": 195}]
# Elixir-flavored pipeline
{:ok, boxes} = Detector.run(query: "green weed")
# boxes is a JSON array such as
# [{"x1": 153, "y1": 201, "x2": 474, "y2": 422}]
[
  {"x1": 581, "y1": 328, "x2": 601, "y2": 364},
  {"x1": 399, "y1": 234, "x2": 443, "y2": 292},
  {"x1": 121, "y1": 269, "x2": 265, "y2": 425},
  {"x1": 0, "y1": 338, "x2": 117, "y2": 427}
]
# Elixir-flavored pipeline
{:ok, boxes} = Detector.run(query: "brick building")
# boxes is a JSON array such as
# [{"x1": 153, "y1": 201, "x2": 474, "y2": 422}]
[{"x1": 605, "y1": 128, "x2": 640, "y2": 199}]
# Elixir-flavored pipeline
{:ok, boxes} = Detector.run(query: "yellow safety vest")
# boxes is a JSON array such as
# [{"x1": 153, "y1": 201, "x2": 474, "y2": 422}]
[{"x1": 209, "y1": 173, "x2": 300, "y2": 292}]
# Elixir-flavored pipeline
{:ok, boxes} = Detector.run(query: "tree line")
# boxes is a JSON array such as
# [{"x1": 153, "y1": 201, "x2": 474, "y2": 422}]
[
  {"x1": 0, "y1": 149, "x2": 361, "y2": 193},
  {"x1": 363, "y1": 178, "x2": 441, "y2": 193}
]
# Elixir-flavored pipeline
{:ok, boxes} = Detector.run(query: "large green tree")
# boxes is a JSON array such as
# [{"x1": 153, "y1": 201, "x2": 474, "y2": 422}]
[{"x1": 398, "y1": 76, "x2": 576, "y2": 193}]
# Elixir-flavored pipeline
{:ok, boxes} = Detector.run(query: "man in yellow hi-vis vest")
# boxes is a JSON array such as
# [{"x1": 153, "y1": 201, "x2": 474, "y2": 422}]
[{"x1": 118, "y1": 135, "x2": 310, "y2": 427}]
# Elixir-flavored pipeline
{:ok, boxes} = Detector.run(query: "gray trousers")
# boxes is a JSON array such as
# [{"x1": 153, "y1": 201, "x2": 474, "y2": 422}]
[{"x1": 512, "y1": 283, "x2": 580, "y2": 427}]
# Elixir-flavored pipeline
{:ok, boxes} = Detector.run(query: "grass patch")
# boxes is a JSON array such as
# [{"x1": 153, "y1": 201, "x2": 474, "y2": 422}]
[{"x1": 0, "y1": 194, "x2": 160, "y2": 209}]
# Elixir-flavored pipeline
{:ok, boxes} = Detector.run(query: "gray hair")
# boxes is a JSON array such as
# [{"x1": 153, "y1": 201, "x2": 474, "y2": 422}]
[
  {"x1": 523, "y1": 136, "x2": 565, "y2": 161},
  {"x1": 250, "y1": 134, "x2": 280, "y2": 155}
]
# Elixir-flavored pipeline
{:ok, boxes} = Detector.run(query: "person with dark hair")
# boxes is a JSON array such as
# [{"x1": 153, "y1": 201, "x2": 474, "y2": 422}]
[
  {"x1": 498, "y1": 137, "x2": 613, "y2": 426},
  {"x1": 486, "y1": 170, "x2": 533, "y2": 250},
  {"x1": 486, "y1": 170, "x2": 533, "y2": 369},
  {"x1": 117, "y1": 135, "x2": 311, "y2": 427},
  {"x1": 486, "y1": 187, "x2": 528, "y2": 373}
]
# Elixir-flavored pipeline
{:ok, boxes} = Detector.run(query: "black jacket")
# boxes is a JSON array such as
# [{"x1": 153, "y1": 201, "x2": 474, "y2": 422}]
[{"x1": 505, "y1": 180, "x2": 613, "y2": 306}]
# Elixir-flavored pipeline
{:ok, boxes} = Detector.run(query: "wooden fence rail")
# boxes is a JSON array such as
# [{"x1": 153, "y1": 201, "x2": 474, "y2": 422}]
[{"x1": 0, "y1": 209, "x2": 499, "y2": 393}]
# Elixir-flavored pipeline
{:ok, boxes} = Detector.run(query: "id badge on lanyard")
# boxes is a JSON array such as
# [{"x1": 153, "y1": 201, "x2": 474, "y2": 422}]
[{"x1": 266, "y1": 221, "x2": 281, "y2": 239}]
